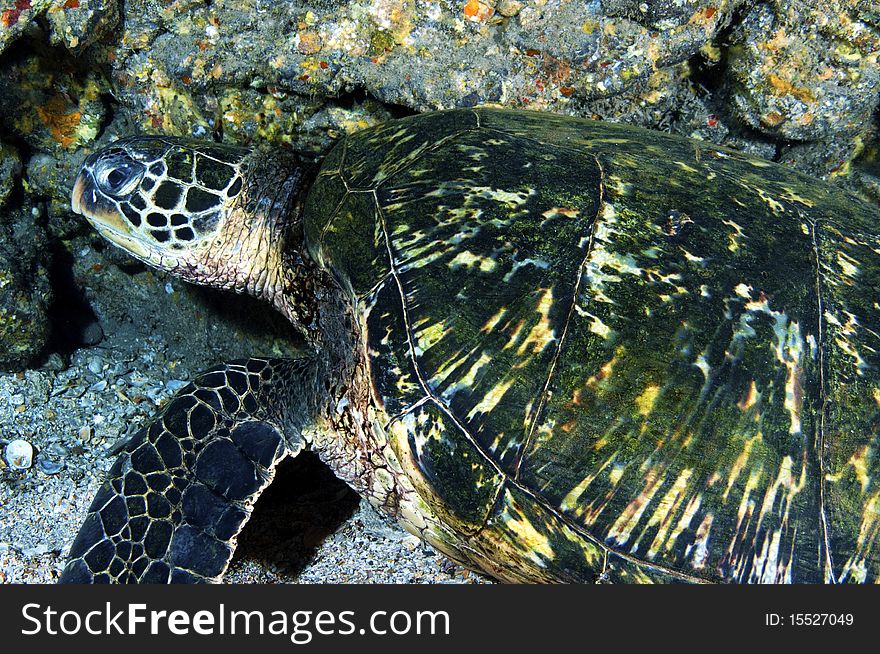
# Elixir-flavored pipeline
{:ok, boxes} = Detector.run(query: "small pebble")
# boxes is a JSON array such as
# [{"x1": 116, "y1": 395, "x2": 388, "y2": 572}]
[
  {"x1": 128, "y1": 371, "x2": 150, "y2": 387},
  {"x1": 145, "y1": 386, "x2": 166, "y2": 403},
  {"x1": 165, "y1": 379, "x2": 188, "y2": 393},
  {"x1": 497, "y1": 0, "x2": 523, "y2": 17},
  {"x1": 41, "y1": 352, "x2": 66, "y2": 371},
  {"x1": 4, "y1": 439, "x2": 34, "y2": 470},
  {"x1": 21, "y1": 544, "x2": 49, "y2": 557},
  {"x1": 402, "y1": 535, "x2": 421, "y2": 550},
  {"x1": 81, "y1": 322, "x2": 104, "y2": 346},
  {"x1": 78, "y1": 425, "x2": 93, "y2": 442},
  {"x1": 87, "y1": 356, "x2": 104, "y2": 375},
  {"x1": 36, "y1": 454, "x2": 65, "y2": 475},
  {"x1": 46, "y1": 443, "x2": 67, "y2": 458}
]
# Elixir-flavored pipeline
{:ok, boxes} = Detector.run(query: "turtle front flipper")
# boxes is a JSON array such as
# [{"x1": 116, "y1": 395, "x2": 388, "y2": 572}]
[{"x1": 59, "y1": 357, "x2": 312, "y2": 583}]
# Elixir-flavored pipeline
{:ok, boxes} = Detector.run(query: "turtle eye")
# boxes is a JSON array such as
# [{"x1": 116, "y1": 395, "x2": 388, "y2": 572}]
[{"x1": 95, "y1": 155, "x2": 145, "y2": 198}]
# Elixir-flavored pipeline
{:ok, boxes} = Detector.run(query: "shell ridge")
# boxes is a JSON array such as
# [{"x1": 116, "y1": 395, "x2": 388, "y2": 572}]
[
  {"x1": 808, "y1": 218, "x2": 836, "y2": 582},
  {"x1": 511, "y1": 153, "x2": 606, "y2": 480},
  {"x1": 371, "y1": 189, "x2": 507, "y2": 479},
  {"x1": 372, "y1": 189, "x2": 508, "y2": 536},
  {"x1": 318, "y1": 183, "x2": 356, "y2": 250}
]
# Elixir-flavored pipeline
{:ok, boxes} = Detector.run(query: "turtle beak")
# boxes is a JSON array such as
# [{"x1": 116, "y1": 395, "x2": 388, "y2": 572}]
[
  {"x1": 71, "y1": 171, "x2": 87, "y2": 215},
  {"x1": 92, "y1": 226, "x2": 155, "y2": 261},
  {"x1": 70, "y1": 168, "x2": 154, "y2": 261}
]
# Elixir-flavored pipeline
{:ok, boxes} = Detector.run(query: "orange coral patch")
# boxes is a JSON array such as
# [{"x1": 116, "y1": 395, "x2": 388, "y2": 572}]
[{"x1": 36, "y1": 94, "x2": 82, "y2": 148}]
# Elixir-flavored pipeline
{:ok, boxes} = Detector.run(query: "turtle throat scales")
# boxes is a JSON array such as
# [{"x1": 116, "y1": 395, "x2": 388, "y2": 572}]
[{"x1": 224, "y1": 151, "x2": 415, "y2": 522}]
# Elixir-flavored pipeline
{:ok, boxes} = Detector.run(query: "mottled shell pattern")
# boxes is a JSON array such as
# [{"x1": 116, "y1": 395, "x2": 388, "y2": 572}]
[{"x1": 303, "y1": 108, "x2": 880, "y2": 583}]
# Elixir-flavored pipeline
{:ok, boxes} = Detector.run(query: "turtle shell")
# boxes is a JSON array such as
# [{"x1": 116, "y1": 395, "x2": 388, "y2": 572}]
[{"x1": 302, "y1": 108, "x2": 880, "y2": 583}]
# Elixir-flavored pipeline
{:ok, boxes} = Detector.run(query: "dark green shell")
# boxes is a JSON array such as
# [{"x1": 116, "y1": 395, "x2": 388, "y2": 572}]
[{"x1": 303, "y1": 108, "x2": 880, "y2": 583}]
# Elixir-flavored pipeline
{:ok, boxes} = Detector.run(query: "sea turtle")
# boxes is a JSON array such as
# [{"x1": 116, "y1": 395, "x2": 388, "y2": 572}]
[{"x1": 61, "y1": 108, "x2": 880, "y2": 584}]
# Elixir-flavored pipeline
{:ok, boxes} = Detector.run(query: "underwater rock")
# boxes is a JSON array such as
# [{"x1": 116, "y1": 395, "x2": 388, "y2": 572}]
[
  {"x1": 601, "y1": 0, "x2": 734, "y2": 28},
  {"x1": 727, "y1": 1, "x2": 880, "y2": 173},
  {"x1": 581, "y1": 60, "x2": 728, "y2": 146},
  {"x1": 0, "y1": 36, "x2": 111, "y2": 231},
  {"x1": 2, "y1": 0, "x2": 118, "y2": 55},
  {"x1": 105, "y1": 0, "x2": 740, "y2": 146},
  {"x1": 850, "y1": 137, "x2": 880, "y2": 204},
  {"x1": 4, "y1": 0, "x2": 874, "y2": 183},
  {"x1": 0, "y1": 42, "x2": 107, "y2": 153},
  {"x1": 0, "y1": 0, "x2": 52, "y2": 55},
  {"x1": 23, "y1": 152, "x2": 83, "y2": 233},
  {"x1": 0, "y1": 204, "x2": 51, "y2": 371},
  {"x1": 46, "y1": 0, "x2": 120, "y2": 54},
  {"x1": 0, "y1": 142, "x2": 22, "y2": 206}
]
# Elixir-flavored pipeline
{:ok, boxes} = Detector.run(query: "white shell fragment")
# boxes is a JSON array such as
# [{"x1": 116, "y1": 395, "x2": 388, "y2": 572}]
[{"x1": 4, "y1": 439, "x2": 34, "y2": 470}]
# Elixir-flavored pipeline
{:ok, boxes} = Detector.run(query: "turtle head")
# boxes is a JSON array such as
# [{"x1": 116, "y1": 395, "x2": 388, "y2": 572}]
[{"x1": 72, "y1": 136, "x2": 309, "y2": 302}]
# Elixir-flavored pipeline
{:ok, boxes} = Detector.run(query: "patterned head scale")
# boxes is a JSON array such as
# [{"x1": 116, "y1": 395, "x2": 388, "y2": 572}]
[{"x1": 71, "y1": 136, "x2": 250, "y2": 266}]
